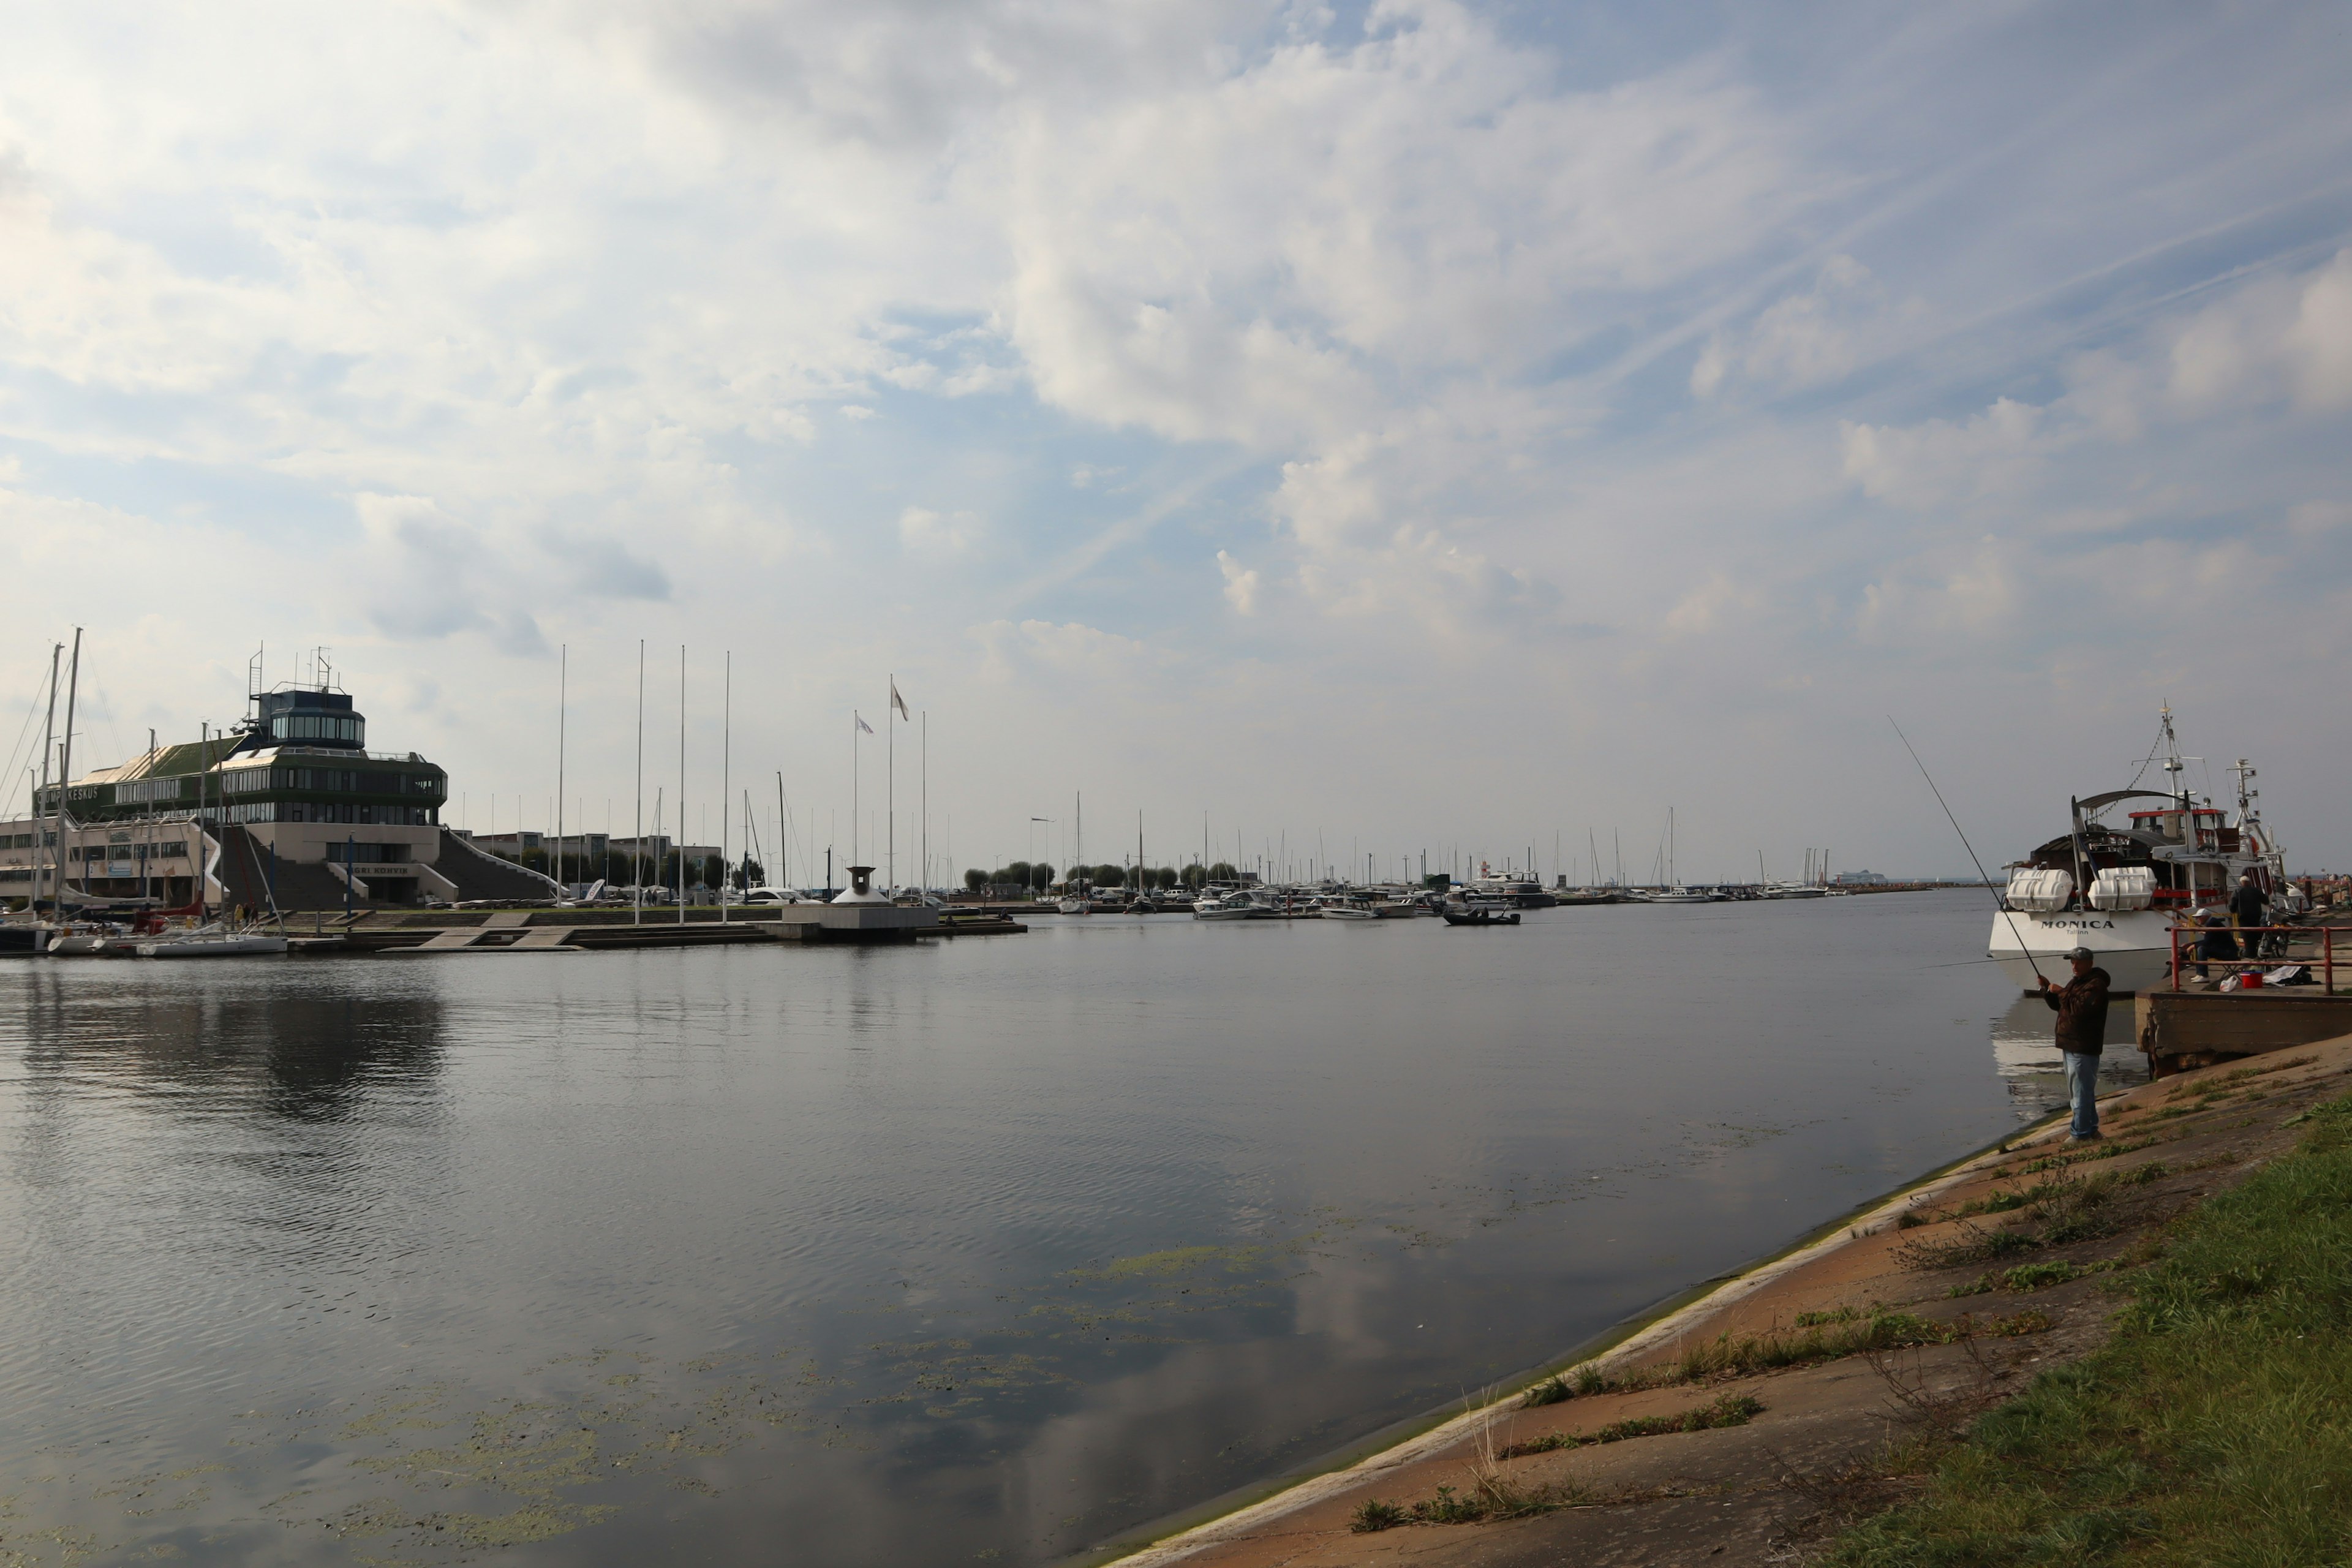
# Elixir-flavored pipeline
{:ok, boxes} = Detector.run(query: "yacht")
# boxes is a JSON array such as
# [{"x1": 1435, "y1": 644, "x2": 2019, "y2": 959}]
[
  {"x1": 1986, "y1": 707, "x2": 2298, "y2": 991},
  {"x1": 1192, "y1": 890, "x2": 1258, "y2": 921}
]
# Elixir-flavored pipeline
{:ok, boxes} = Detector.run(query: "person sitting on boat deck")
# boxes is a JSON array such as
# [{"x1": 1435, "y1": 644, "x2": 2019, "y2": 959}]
[
  {"x1": 2193, "y1": 910, "x2": 2238, "y2": 982},
  {"x1": 2035, "y1": 946, "x2": 2111, "y2": 1142},
  {"x1": 2230, "y1": 872, "x2": 2270, "y2": 961}
]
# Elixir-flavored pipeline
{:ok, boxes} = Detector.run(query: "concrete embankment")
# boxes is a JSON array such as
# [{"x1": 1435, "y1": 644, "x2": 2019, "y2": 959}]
[{"x1": 1095, "y1": 1032, "x2": 2352, "y2": 1568}]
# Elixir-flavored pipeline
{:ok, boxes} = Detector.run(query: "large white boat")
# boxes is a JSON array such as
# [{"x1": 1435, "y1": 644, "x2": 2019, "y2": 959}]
[{"x1": 1986, "y1": 709, "x2": 2296, "y2": 992}]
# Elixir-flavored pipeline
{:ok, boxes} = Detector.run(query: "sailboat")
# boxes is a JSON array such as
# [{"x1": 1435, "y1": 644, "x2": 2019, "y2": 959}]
[{"x1": 1057, "y1": 793, "x2": 1090, "y2": 915}]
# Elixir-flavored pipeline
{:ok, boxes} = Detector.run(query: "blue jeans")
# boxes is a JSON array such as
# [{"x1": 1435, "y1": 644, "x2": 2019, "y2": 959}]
[{"x1": 2065, "y1": 1051, "x2": 2101, "y2": 1137}]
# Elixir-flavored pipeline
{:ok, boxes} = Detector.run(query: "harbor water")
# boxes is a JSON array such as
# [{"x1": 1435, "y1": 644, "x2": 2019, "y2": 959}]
[{"x1": 0, "y1": 892, "x2": 2138, "y2": 1565}]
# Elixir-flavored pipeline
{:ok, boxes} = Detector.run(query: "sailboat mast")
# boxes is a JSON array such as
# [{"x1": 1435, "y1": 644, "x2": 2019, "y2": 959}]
[
  {"x1": 59, "y1": 629, "x2": 80, "y2": 902},
  {"x1": 35, "y1": 642, "x2": 58, "y2": 911},
  {"x1": 633, "y1": 639, "x2": 644, "y2": 927},
  {"x1": 677, "y1": 646, "x2": 685, "y2": 925},
  {"x1": 886, "y1": 673, "x2": 894, "y2": 891},
  {"x1": 720, "y1": 650, "x2": 731, "y2": 924},
  {"x1": 556, "y1": 644, "x2": 567, "y2": 897}
]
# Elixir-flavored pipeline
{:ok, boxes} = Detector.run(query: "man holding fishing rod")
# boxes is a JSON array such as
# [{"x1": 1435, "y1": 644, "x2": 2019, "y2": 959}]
[{"x1": 2037, "y1": 947, "x2": 2111, "y2": 1141}]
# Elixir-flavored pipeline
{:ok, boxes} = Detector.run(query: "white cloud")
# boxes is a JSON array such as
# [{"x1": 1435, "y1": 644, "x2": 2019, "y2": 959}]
[
  {"x1": 899, "y1": 505, "x2": 982, "y2": 556},
  {"x1": 1841, "y1": 397, "x2": 2057, "y2": 508},
  {"x1": 356, "y1": 493, "x2": 543, "y2": 650},
  {"x1": 1694, "y1": 256, "x2": 1910, "y2": 398},
  {"x1": 1215, "y1": 550, "x2": 1261, "y2": 614},
  {"x1": 0, "y1": 1, "x2": 2349, "y2": 873}
]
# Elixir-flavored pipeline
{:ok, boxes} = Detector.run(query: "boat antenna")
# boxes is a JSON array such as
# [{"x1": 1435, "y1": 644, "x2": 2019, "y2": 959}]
[{"x1": 1889, "y1": 718, "x2": 2045, "y2": 984}]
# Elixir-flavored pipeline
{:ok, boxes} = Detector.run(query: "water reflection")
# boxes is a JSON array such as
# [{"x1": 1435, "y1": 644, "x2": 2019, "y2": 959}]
[
  {"x1": 0, "y1": 896, "x2": 2071, "y2": 1566},
  {"x1": 1988, "y1": 992, "x2": 2147, "y2": 1120}
]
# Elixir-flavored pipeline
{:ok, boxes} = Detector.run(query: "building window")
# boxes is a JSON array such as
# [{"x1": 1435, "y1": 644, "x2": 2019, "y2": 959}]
[{"x1": 269, "y1": 714, "x2": 364, "y2": 745}]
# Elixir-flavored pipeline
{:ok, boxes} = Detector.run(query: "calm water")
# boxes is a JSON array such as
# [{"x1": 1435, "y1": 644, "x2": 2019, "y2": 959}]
[{"x1": 0, "y1": 892, "x2": 2136, "y2": 1566}]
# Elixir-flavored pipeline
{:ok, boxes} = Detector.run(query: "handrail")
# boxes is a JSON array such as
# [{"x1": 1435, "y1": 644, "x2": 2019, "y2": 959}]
[{"x1": 2169, "y1": 924, "x2": 2337, "y2": 993}]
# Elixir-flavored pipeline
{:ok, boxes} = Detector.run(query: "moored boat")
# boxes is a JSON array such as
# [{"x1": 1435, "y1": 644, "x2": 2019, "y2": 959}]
[
  {"x1": 1986, "y1": 707, "x2": 2297, "y2": 992},
  {"x1": 134, "y1": 921, "x2": 289, "y2": 958}
]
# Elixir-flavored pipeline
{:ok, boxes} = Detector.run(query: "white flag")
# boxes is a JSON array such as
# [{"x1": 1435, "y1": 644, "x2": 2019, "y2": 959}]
[
  {"x1": 855, "y1": 712, "x2": 873, "y2": 735},
  {"x1": 890, "y1": 681, "x2": 910, "y2": 721}
]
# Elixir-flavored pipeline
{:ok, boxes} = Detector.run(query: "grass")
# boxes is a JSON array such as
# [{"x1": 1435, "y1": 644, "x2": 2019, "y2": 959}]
[
  {"x1": 1948, "y1": 1259, "x2": 2116, "y2": 1298},
  {"x1": 2012, "y1": 1136, "x2": 2158, "y2": 1176},
  {"x1": 1822, "y1": 1092, "x2": 2352, "y2": 1567},
  {"x1": 1647, "y1": 1308, "x2": 2048, "y2": 1386},
  {"x1": 1495, "y1": 1392, "x2": 1764, "y2": 1459},
  {"x1": 1898, "y1": 1168, "x2": 2157, "y2": 1271}
]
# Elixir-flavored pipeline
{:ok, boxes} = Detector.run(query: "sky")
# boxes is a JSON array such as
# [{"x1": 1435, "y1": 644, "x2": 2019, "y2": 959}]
[{"x1": 2, "y1": 0, "x2": 2350, "y2": 884}]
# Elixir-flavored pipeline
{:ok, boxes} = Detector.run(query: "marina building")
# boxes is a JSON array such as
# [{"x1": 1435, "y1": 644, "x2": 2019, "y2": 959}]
[{"x1": 1, "y1": 680, "x2": 552, "y2": 911}]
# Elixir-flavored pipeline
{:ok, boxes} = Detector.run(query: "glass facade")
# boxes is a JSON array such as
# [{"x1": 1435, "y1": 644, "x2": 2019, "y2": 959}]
[{"x1": 270, "y1": 713, "x2": 364, "y2": 745}]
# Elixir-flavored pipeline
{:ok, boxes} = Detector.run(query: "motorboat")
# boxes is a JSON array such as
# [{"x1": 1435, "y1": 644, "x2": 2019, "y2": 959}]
[
  {"x1": 1191, "y1": 891, "x2": 1258, "y2": 921},
  {"x1": 1649, "y1": 887, "x2": 1713, "y2": 905},
  {"x1": 1464, "y1": 871, "x2": 1559, "y2": 909},
  {"x1": 1442, "y1": 900, "x2": 1520, "y2": 927},
  {"x1": 1319, "y1": 895, "x2": 1379, "y2": 921},
  {"x1": 1986, "y1": 707, "x2": 2300, "y2": 991}
]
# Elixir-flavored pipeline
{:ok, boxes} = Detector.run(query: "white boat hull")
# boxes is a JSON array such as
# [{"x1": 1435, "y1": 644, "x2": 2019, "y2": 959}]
[
  {"x1": 1987, "y1": 909, "x2": 2179, "y2": 992},
  {"x1": 135, "y1": 935, "x2": 290, "y2": 958}
]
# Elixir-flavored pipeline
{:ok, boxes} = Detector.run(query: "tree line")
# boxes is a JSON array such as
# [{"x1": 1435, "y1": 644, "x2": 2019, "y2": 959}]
[{"x1": 962, "y1": 861, "x2": 1245, "y2": 893}]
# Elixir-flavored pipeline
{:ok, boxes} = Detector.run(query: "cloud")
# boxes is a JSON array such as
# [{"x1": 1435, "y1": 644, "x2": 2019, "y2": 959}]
[
  {"x1": 1694, "y1": 256, "x2": 1910, "y2": 398},
  {"x1": 1215, "y1": 550, "x2": 1260, "y2": 614},
  {"x1": 559, "y1": 535, "x2": 673, "y2": 601},
  {"x1": 2, "y1": 0, "x2": 2351, "y2": 875},
  {"x1": 899, "y1": 505, "x2": 982, "y2": 556},
  {"x1": 1841, "y1": 397, "x2": 2057, "y2": 508},
  {"x1": 356, "y1": 494, "x2": 543, "y2": 650}
]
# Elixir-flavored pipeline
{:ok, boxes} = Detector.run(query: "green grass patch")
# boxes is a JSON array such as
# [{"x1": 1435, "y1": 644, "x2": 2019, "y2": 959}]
[
  {"x1": 2016, "y1": 1136, "x2": 2158, "y2": 1175},
  {"x1": 1823, "y1": 1093, "x2": 2352, "y2": 1566},
  {"x1": 1948, "y1": 1259, "x2": 2118, "y2": 1298},
  {"x1": 1648, "y1": 1308, "x2": 2048, "y2": 1386},
  {"x1": 1496, "y1": 1393, "x2": 1764, "y2": 1459}
]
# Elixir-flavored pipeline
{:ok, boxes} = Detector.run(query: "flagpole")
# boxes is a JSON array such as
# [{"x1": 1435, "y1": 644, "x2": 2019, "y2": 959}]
[
  {"x1": 633, "y1": 639, "x2": 643, "y2": 926},
  {"x1": 556, "y1": 643, "x2": 566, "y2": 898},
  {"x1": 720, "y1": 650, "x2": 730, "y2": 925},
  {"x1": 887, "y1": 673, "x2": 894, "y2": 892},
  {"x1": 677, "y1": 644, "x2": 686, "y2": 926}
]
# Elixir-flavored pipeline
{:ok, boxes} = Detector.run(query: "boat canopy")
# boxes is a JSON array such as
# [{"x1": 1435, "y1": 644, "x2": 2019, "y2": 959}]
[{"x1": 2074, "y1": 788, "x2": 2180, "y2": 815}]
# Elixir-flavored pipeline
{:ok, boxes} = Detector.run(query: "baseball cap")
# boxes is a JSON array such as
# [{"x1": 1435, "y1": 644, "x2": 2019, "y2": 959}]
[{"x1": 2066, "y1": 946, "x2": 2094, "y2": 960}]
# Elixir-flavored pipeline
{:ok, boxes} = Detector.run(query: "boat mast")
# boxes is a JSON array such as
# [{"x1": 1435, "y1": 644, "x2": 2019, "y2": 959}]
[
  {"x1": 556, "y1": 643, "x2": 567, "y2": 900},
  {"x1": 34, "y1": 642, "x2": 59, "y2": 912},
  {"x1": 720, "y1": 650, "x2": 729, "y2": 924},
  {"x1": 58, "y1": 629, "x2": 80, "y2": 903},
  {"x1": 633, "y1": 640, "x2": 644, "y2": 925}
]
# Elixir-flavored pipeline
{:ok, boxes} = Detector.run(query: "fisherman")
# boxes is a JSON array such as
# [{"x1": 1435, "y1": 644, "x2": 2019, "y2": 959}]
[
  {"x1": 2193, "y1": 909, "x2": 2237, "y2": 982},
  {"x1": 2035, "y1": 946, "x2": 2110, "y2": 1142},
  {"x1": 2230, "y1": 871, "x2": 2270, "y2": 961}
]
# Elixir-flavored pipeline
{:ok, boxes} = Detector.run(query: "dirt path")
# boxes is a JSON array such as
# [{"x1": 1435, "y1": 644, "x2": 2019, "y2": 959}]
[{"x1": 1105, "y1": 1034, "x2": 2352, "y2": 1567}]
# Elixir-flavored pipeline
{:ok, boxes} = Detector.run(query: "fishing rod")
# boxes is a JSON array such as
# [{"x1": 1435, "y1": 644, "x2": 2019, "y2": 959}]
[{"x1": 1890, "y1": 717, "x2": 2047, "y2": 986}]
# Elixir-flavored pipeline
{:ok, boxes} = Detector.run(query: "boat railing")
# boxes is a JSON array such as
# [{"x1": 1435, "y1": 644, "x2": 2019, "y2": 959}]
[{"x1": 2168, "y1": 924, "x2": 2338, "y2": 992}]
